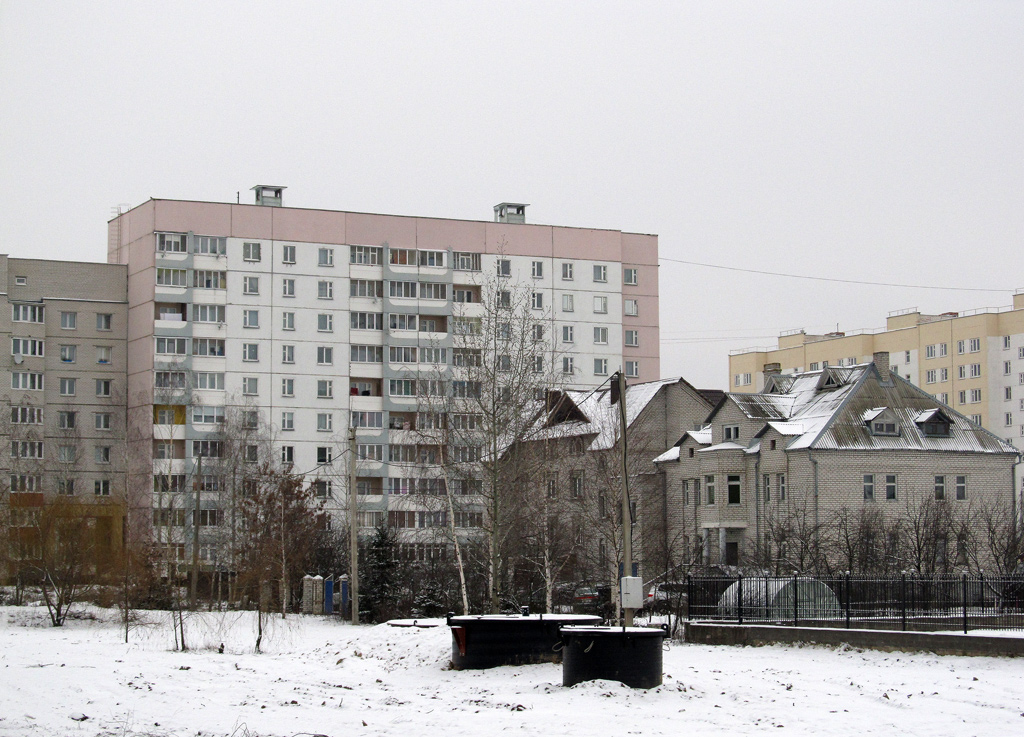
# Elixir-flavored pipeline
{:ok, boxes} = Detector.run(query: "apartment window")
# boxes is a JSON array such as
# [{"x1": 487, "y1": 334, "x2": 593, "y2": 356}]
[
  {"x1": 281, "y1": 446, "x2": 294, "y2": 465},
  {"x1": 60, "y1": 377, "x2": 76, "y2": 396},
  {"x1": 904, "y1": 350, "x2": 911, "y2": 364},
  {"x1": 95, "y1": 412, "x2": 111, "y2": 431},
  {"x1": 242, "y1": 343, "x2": 259, "y2": 361},
  {"x1": 55, "y1": 410, "x2": 75, "y2": 429},
  {"x1": 593, "y1": 296, "x2": 608, "y2": 314},
  {"x1": 531, "y1": 292, "x2": 544, "y2": 310},
  {"x1": 593, "y1": 264, "x2": 607, "y2": 283},
  {"x1": 97, "y1": 314, "x2": 112, "y2": 331},
  {"x1": 955, "y1": 475, "x2": 967, "y2": 500},
  {"x1": 190, "y1": 304, "x2": 223, "y2": 324},
  {"x1": 242, "y1": 377, "x2": 259, "y2": 395},
  {"x1": 934, "y1": 475, "x2": 947, "y2": 500},
  {"x1": 453, "y1": 288, "x2": 475, "y2": 303},
  {"x1": 95, "y1": 480, "x2": 111, "y2": 496},
  {"x1": 317, "y1": 379, "x2": 333, "y2": 398},
  {"x1": 156, "y1": 337, "x2": 186, "y2": 355},
  {"x1": 318, "y1": 280, "x2": 334, "y2": 299},
  {"x1": 561, "y1": 263, "x2": 573, "y2": 280},
  {"x1": 531, "y1": 260, "x2": 544, "y2": 278},
  {"x1": 58, "y1": 344, "x2": 76, "y2": 363},
  {"x1": 496, "y1": 259, "x2": 511, "y2": 277},
  {"x1": 493, "y1": 290, "x2": 511, "y2": 310},
  {"x1": 282, "y1": 344, "x2": 295, "y2": 364},
  {"x1": 192, "y1": 440, "x2": 223, "y2": 458},
  {"x1": 561, "y1": 325, "x2": 574, "y2": 343},
  {"x1": 12, "y1": 372, "x2": 44, "y2": 391},
  {"x1": 194, "y1": 271, "x2": 226, "y2": 289},
  {"x1": 727, "y1": 475, "x2": 741, "y2": 505},
  {"x1": 156, "y1": 268, "x2": 188, "y2": 286},
  {"x1": 1006, "y1": 413, "x2": 1013, "y2": 427},
  {"x1": 281, "y1": 377, "x2": 295, "y2": 397},
  {"x1": 623, "y1": 268, "x2": 638, "y2": 286},
  {"x1": 958, "y1": 390, "x2": 967, "y2": 404},
  {"x1": 625, "y1": 329, "x2": 640, "y2": 347},
  {"x1": 454, "y1": 252, "x2": 481, "y2": 271},
  {"x1": 939, "y1": 343, "x2": 948, "y2": 357},
  {"x1": 809, "y1": 362, "x2": 820, "y2": 371},
  {"x1": 494, "y1": 354, "x2": 511, "y2": 372},
  {"x1": 926, "y1": 344, "x2": 936, "y2": 359},
  {"x1": 351, "y1": 345, "x2": 383, "y2": 363},
  {"x1": 705, "y1": 475, "x2": 716, "y2": 505},
  {"x1": 594, "y1": 358, "x2": 608, "y2": 376},
  {"x1": 12, "y1": 304, "x2": 45, "y2": 323},
  {"x1": 970, "y1": 414, "x2": 982, "y2": 425},
  {"x1": 10, "y1": 406, "x2": 43, "y2": 425},
  {"x1": 351, "y1": 411, "x2": 383, "y2": 429},
  {"x1": 389, "y1": 379, "x2": 417, "y2": 397},
  {"x1": 723, "y1": 425, "x2": 740, "y2": 441},
  {"x1": 863, "y1": 474, "x2": 875, "y2": 501},
  {"x1": 351, "y1": 245, "x2": 383, "y2": 265},
  {"x1": 562, "y1": 294, "x2": 574, "y2": 312},
  {"x1": 593, "y1": 326, "x2": 609, "y2": 345},
  {"x1": 12, "y1": 441, "x2": 45, "y2": 459},
  {"x1": 778, "y1": 473, "x2": 786, "y2": 500},
  {"x1": 387, "y1": 314, "x2": 416, "y2": 332},
  {"x1": 194, "y1": 236, "x2": 226, "y2": 255},
  {"x1": 282, "y1": 245, "x2": 296, "y2": 264},
  {"x1": 571, "y1": 472, "x2": 584, "y2": 499},
  {"x1": 317, "y1": 346, "x2": 334, "y2": 365},
  {"x1": 351, "y1": 312, "x2": 384, "y2": 331},
  {"x1": 155, "y1": 371, "x2": 188, "y2": 389},
  {"x1": 532, "y1": 324, "x2": 545, "y2": 342},
  {"x1": 939, "y1": 367, "x2": 948, "y2": 382},
  {"x1": 969, "y1": 364, "x2": 981, "y2": 378},
  {"x1": 96, "y1": 346, "x2": 112, "y2": 365},
  {"x1": 243, "y1": 242, "x2": 261, "y2": 261},
  {"x1": 926, "y1": 369, "x2": 937, "y2": 384},
  {"x1": 278, "y1": 311, "x2": 295, "y2": 331},
  {"x1": 243, "y1": 310, "x2": 259, "y2": 328},
  {"x1": 625, "y1": 361, "x2": 639, "y2": 378},
  {"x1": 61, "y1": 311, "x2": 77, "y2": 329},
  {"x1": 195, "y1": 372, "x2": 224, "y2": 390},
  {"x1": 192, "y1": 405, "x2": 225, "y2": 424},
  {"x1": 95, "y1": 446, "x2": 111, "y2": 464},
  {"x1": 282, "y1": 278, "x2": 296, "y2": 297},
  {"x1": 562, "y1": 356, "x2": 574, "y2": 375},
  {"x1": 316, "y1": 413, "x2": 333, "y2": 432},
  {"x1": 318, "y1": 247, "x2": 335, "y2": 267},
  {"x1": 970, "y1": 388, "x2": 982, "y2": 403},
  {"x1": 157, "y1": 233, "x2": 186, "y2": 252},
  {"x1": 317, "y1": 313, "x2": 334, "y2": 332},
  {"x1": 421, "y1": 282, "x2": 447, "y2": 300},
  {"x1": 624, "y1": 299, "x2": 638, "y2": 316},
  {"x1": 957, "y1": 340, "x2": 966, "y2": 355},
  {"x1": 969, "y1": 337, "x2": 981, "y2": 352},
  {"x1": 1005, "y1": 360, "x2": 1013, "y2": 376}
]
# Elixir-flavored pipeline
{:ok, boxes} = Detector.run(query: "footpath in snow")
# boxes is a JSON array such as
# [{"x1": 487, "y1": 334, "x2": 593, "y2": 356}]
[{"x1": 1, "y1": 605, "x2": 1022, "y2": 737}]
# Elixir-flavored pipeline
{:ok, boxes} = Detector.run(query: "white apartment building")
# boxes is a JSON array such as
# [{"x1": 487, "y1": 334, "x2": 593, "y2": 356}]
[{"x1": 107, "y1": 188, "x2": 659, "y2": 562}]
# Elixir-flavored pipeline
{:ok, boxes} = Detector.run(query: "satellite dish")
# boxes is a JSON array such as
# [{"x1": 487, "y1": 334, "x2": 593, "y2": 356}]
[{"x1": 13, "y1": 354, "x2": 23, "y2": 365}]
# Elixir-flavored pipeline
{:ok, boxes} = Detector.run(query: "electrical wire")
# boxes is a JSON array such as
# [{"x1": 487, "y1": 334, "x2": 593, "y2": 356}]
[{"x1": 658, "y1": 256, "x2": 1013, "y2": 293}]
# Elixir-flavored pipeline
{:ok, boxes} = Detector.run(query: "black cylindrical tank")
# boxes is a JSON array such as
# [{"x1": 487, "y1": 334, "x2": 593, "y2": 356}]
[{"x1": 560, "y1": 625, "x2": 667, "y2": 689}]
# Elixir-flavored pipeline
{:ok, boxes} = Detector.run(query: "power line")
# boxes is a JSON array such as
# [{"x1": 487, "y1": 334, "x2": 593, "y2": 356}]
[{"x1": 658, "y1": 256, "x2": 1013, "y2": 293}]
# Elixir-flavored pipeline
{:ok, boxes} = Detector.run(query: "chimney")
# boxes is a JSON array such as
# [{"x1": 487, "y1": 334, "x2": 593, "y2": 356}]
[
  {"x1": 763, "y1": 362, "x2": 782, "y2": 376},
  {"x1": 873, "y1": 352, "x2": 891, "y2": 383},
  {"x1": 494, "y1": 202, "x2": 528, "y2": 224}
]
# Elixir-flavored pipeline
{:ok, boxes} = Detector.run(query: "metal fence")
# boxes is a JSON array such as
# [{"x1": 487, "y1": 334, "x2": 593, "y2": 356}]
[{"x1": 683, "y1": 573, "x2": 1024, "y2": 634}]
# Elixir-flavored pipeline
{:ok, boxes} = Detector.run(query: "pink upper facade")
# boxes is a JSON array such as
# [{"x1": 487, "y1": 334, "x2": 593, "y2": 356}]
[{"x1": 108, "y1": 198, "x2": 660, "y2": 380}]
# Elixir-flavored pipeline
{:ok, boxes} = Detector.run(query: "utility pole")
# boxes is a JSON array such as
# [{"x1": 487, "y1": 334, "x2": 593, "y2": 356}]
[
  {"x1": 348, "y1": 428, "x2": 359, "y2": 625},
  {"x1": 614, "y1": 370, "x2": 634, "y2": 626},
  {"x1": 190, "y1": 453, "x2": 202, "y2": 610}
]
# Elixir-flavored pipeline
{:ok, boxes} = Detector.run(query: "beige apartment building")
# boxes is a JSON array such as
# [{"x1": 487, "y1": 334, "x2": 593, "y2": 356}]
[
  {"x1": 729, "y1": 293, "x2": 1024, "y2": 448},
  {"x1": 1, "y1": 255, "x2": 128, "y2": 581}
]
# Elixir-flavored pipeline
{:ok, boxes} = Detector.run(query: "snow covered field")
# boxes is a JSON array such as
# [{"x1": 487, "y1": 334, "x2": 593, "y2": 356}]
[{"x1": 1, "y1": 605, "x2": 1022, "y2": 737}]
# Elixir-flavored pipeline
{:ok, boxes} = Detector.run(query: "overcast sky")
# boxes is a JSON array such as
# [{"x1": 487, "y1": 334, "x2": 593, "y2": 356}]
[{"x1": 1, "y1": 2, "x2": 1021, "y2": 389}]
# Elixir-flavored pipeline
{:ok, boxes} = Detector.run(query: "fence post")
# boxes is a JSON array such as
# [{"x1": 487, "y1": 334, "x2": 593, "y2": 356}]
[
  {"x1": 900, "y1": 572, "x2": 907, "y2": 632},
  {"x1": 792, "y1": 571, "x2": 798, "y2": 627},
  {"x1": 961, "y1": 572, "x2": 968, "y2": 635},
  {"x1": 845, "y1": 572, "x2": 851, "y2": 629},
  {"x1": 979, "y1": 570, "x2": 985, "y2": 620},
  {"x1": 737, "y1": 574, "x2": 743, "y2": 626},
  {"x1": 686, "y1": 574, "x2": 692, "y2": 621}
]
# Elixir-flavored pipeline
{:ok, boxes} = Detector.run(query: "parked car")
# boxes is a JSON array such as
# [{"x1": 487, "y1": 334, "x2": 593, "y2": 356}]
[
  {"x1": 574, "y1": 584, "x2": 614, "y2": 619},
  {"x1": 647, "y1": 582, "x2": 688, "y2": 614}
]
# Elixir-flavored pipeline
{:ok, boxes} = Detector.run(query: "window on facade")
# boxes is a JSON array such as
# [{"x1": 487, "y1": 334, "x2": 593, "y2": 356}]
[
  {"x1": 727, "y1": 475, "x2": 741, "y2": 505},
  {"x1": 496, "y1": 259, "x2": 511, "y2": 277},
  {"x1": 194, "y1": 271, "x2": 226, "y2": 289},
  {"x1": 61, "y1": 311, "x2": 77, "y2": 330},
  {"x1": 561, "y1": 263, "x2": 573, "y2": 280},
  {"x1": 59, "y1": 377, "x2": 76, "y2": 396},
  {"x1": 282, "y1": 244, "x2": 296, "y2": 264},
  {"x1": 317, "y1": 379, "x2": 333, "y2": 398},
  {"x1": 934, "y1": 475, "x2": 946, "y2": 500},
  {"x1": 59, "y1": 345, "x2": 76, "y2": 363},
  {"x1": 562, "y1": 357, "x2": 574, "y2": 374},
  {"x1": 625, "y1": 329, "x2": 639, "y2": 347},
  {"x1": 318, "y1": 247, "x2": 334, "y2": 267},
  {"x1": 955, "y1": 475, "x2": 967, "y2": 500},
  {"x1": 242, "y1": 242, "x2": 261, "y2": 261},
  {"x1": 316, "y1": 413, "x2": 333, "y2": 432},
  {"x1": 562, "y1": 294, "x2": 574, "y2": 312},
  {"x1": 242, "y1": 343, "x2": 259, "y2": 362},
  {"x1": 95, "y1": 412, "x2": 111, "y2": 431},
  {"x1": 571, "y1": 472, "x2": 584, "y2": 499},
  {"x1": 723, "y1": 425, "x2": 740, "y2": 441},
  {"x1": 282, "y1": 344, "x2": 295, "y2": 364},
  {"x1": 157, "y1": 233, "x2": 186, "y2": 252},
  {"x1": 593, "y1": 296, "x2": 608, "y2": 314},
  {"x1": 194, "y1": 236, "x2": 226, "y2": 255},
  {"x1": 884, "y1": 474, "x2": 897, "y2": 500},
  {"x1": 242, "y1": 376, "x2": 258, "y2": 395},
  {"x1": 282, "y1": 278, "x2": 296, "y2": 297},
  {"x1": 318, "y1": 280, "x2": 334, "y2": 299},
  {"x1": 625, "y1": 361, "x2": 639, "y2": 378},
  {"x1": 454, "y1": 252, "x2": 481, "y2": 271},
  {"x1": 624, "y1": 299, "x2": 638, "y2": 317},
  {"x1": 594, "y1": 358, "x2": 608, "y2": 376},
  {"x1": 531, "y1": 292, "x2": 544, "y2": 310},
  {"x1": 351, "y1": 312, "x2": 383, "y2": 331},
  {"x1": 705, "y1": 475, "x2": 716, "y2": 505},
  {"x1": 156, "y1": 268, "x2": 188, "y2": 286},
  {"x1": 243, "y1": 309, "x2": 259, "y2": 328},
  {"x1": 95, "y1": 480, "x2": 111, "y2": 496},
  {"x1": 623, "y1": 267, "x2": 638, "y2": 286},
  {"x1": 593, "y1": 264, "x2": 607, "y2": 283},
  {"x1": 777, "y1": 474, "x2": 786, "y2": 500},
  {"x1": 317, "y1": 313, "x2": 333, "y2": 333},
  {"x1": 97, "y1": 314, "x2": 113, "y2": 331}
]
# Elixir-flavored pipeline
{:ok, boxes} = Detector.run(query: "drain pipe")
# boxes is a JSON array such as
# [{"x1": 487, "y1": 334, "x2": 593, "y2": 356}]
[
  {"x1": 754, "y1": 458, "x2": 761, "y2": 563},
  {"x1": 808, "y1": 450, "x2": 820, "y2": 540}
]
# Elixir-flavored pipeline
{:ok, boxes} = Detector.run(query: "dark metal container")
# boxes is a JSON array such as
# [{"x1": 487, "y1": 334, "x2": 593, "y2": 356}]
[
  {"x1": 447, "y1": 613, "x2": 601, "y2": 669},
  {"x1": 560, "y1": 625, "x2": 667, "y2": 689}
]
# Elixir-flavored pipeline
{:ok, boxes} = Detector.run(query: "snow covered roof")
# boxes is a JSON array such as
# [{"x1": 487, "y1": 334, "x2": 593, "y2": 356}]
[
  {"x1": 698, "y1": 441, "x2": 746, "y2": 453},
  {"x1": 652, "y1": 446, "x2": 679, "y2": 463},
  {"x1": 526, "y1": 377, "x2": 686, "y2": 451},
  {"x1": 723, "y1": 363, "x2": 1018, "y2": 455}
]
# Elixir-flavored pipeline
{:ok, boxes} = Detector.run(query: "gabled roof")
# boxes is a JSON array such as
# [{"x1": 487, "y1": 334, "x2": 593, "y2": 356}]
[{"x1": 527, "y1": 377, "x2": 703, "y2": 452}]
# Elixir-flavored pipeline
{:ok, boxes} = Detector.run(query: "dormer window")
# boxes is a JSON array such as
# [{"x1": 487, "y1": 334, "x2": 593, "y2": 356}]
[
  {"x1": 864, "y1": 407, "x2": 900, "y2": 437},
  {"x1": 915, "y1": 408, "x2": 952, "y2": 438},
  {"x1": 723, "y1": 425, "x2": 741, "y2": 441}
]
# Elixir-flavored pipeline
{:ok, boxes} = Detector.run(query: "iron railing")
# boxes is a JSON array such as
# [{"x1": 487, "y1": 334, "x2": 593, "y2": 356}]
[{"x1": 682, "y1": 573, "x2": 1024, "y2": 634}]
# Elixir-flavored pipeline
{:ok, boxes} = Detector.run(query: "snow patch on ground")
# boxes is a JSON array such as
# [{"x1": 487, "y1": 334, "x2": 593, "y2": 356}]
[{"x1": 1, "y1": 606, "x2": 1022, "y2": 736}]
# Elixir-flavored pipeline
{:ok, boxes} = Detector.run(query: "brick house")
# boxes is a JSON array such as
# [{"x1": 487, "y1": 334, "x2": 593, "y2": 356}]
[{"x1": 655, "y1": 353, "x2": 1021, "y2": 573}]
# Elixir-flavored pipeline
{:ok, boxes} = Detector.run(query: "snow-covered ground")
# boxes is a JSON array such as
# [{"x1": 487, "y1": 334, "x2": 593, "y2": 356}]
[{"x1": 1, "y1": 604, "x2": 1022, "y2": 737}]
